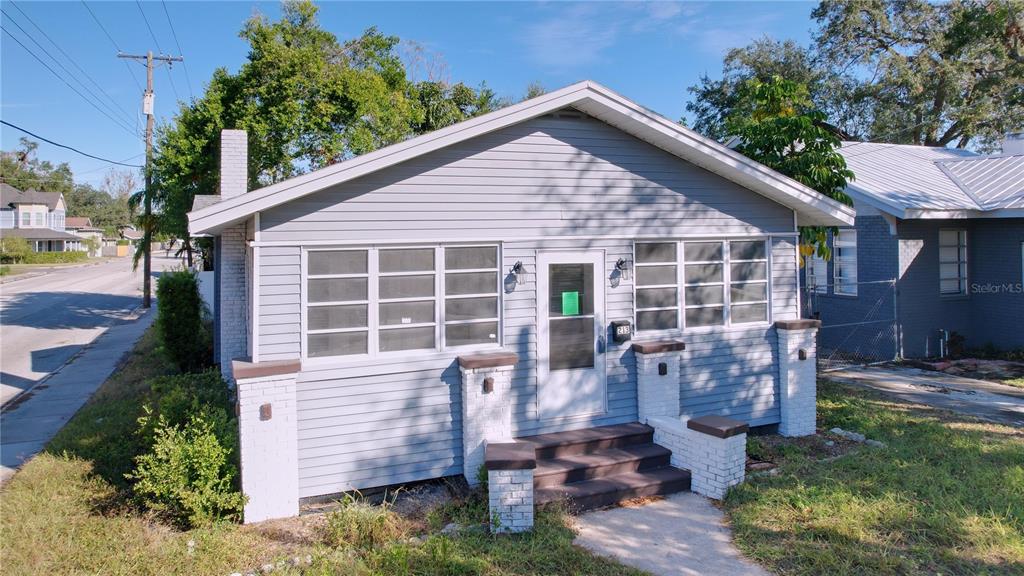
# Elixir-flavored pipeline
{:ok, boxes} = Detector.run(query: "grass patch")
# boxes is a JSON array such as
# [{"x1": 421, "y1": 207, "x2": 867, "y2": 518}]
[
  {"x1": 727, "y1": 379, "x2": 1024, "y2": 575},
  {"x1": 1, "y1": 324, "x2": 640, "y2": 576},
  {"x1": 1001, "y1": 377, "x2": 1024, "y2": 390}
]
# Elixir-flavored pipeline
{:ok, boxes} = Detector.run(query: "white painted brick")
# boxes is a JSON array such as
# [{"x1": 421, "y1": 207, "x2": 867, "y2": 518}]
[
  {"x1": 778, "y1": 326, "x2": 818, "y2": 437},
  {"x1": 236, "y1": 371, "x2": 299, "y2": 523},
  {"x1": 461, "y1": 365, "x2": 514, "y2": 485}
]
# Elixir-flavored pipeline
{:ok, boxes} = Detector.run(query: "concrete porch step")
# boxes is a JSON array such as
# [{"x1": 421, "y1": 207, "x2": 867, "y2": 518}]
[
  {"x1": 535, "y1": 467, "x2": 692, "y2": 511},
  {"x1": 532, "y1": 443, "x2": 671, "y2": 488},
  {"x1": 518, "y1": 422, "x2": 654, "y2": 459}
]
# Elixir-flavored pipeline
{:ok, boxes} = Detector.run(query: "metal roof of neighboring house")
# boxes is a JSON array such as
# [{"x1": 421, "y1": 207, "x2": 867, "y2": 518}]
[
  {"x1": 838, "y1": 142, "x2": 1023, "y2": 218},
  {"x1": 0, "y1": 183, "x2": 63, "y2": 209},
  {"x1": 0, "y1": 227, "x2": 82, "y2": 241},
  {"x1": 938, "y1": 154, "x2": 1024, "y2": 210},
  {"x1": 190, "y1": 80, "x2": 855, "y2": 235}
]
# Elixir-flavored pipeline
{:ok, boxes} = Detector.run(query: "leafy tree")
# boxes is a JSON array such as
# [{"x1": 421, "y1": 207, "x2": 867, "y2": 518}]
[
  {"x1": 0, "y1": 138, "x2": 74, "y2": 194},
  {"x1": 688, "y1": 1, "x2": 1024, "y2": 150},
  {"x1": 524, "y1": 81, "x2": 547, "y2": 100},
  {"x1": 153, "y1": 1, "x2": 502, "y2": 266},
  {"x1": 725, "y1": 76, "x2": 854, "y2": 261}
]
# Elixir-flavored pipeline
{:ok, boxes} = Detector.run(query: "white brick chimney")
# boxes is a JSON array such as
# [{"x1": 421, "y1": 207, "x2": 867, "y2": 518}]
[
  {"x1": 220, "y1": 129, "x2": 248, "y2": 198},
  {"x1": 1002, "y1": 132, "x2": 1024, "y2": 156}
]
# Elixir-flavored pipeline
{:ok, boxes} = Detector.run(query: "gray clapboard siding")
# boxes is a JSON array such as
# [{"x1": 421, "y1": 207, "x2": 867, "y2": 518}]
[
  {"x1": 260, "y1": 114, "x2": 794, "y2": 243},
  {"x1": 771, "y1": 237, "x2": 800, "y2": 321},
  {"x1": 257, "y1": 246, "x2": 301, "y2": 360}
]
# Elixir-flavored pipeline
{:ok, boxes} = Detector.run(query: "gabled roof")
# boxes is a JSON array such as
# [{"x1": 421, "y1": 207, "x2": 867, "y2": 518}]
[
  {"x1": 0, "y1": 183, "x2": 63, "y2": 209},
  {"x1": 189, "y1": 81, "x2": 854, "y2": 235},
  {"x1": 839, "y1": 142, "x2": 1023, "y2": 219},
  {"x1": 65, "y1": 216, "x2": 96, "y2": 229}
]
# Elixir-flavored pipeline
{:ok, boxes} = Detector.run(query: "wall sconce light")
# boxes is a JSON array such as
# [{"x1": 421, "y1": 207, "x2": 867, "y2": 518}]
[
  {"x1": 504, "y1": 261, "x2": 525, "y2": 293},
  {"x1": 615, "y1": 258, "x2": 631, "y2": 281}
]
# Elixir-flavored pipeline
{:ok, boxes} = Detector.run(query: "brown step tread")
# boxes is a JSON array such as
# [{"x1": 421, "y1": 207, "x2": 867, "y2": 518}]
[
  {"x1": 518, "y1": 423, "x2": 654, "y2": 458},
  {"x1": 535, "y1": 467, "x2": 691, "y2": 512},
  {"x1": 533, "y1": 444, "x2": 671, "y2": 488}
]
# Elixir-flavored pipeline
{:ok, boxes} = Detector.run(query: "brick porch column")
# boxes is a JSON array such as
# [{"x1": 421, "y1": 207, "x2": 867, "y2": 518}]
[
  {"x1": 459, "y1": 351, "x2": 518, "y2": 486},
  {"x1": 776, "y1": 319, "x2": 821, "y2": 437},
  {"x1": 632, "y1": 339, "x2": 686, "y2": 421},
  {"x1": 485, "y1": 442, "x2": 535, "y2": 533},
  {"x1": 233, "y1": 358, "x2": 300, "y2": 523}
]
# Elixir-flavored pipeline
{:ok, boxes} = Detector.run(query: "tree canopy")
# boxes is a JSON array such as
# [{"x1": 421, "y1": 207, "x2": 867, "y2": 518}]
[
  {"x1": 153, "y1": 1, "x2": 506, "y2": 264},
  {"x1": 687, "y1": 0, "x2": 1024, "y2": 151}
]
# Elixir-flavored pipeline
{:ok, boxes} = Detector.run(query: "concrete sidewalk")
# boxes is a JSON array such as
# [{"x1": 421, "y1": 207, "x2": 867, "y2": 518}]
[
  {"x1": 826, "y1": 366, "x2": 1024, "y2": 427},
  {"x1": 574, "y1": 492, "x2": 770, "y2": 576},
  {"x1": 0, "y1": 308, "x2": 155, "y2": 483}
]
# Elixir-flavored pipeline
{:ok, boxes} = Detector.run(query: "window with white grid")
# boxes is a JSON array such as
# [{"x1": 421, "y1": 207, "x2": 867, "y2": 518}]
[
  {"x1": 939, "y1": 229, "x2": 967, "y2": 295},
  {"x1": 635, "y1": 242, "x2": 679, "y2": 331},
  {"x1": 834, "y1": 229, "x2": 858, "y2": 295}
]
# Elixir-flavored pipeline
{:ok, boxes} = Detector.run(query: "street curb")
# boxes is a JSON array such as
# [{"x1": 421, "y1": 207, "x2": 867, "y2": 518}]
[
  {"x1": 0, "y1": 258, "x2": 120, "y2": 286},
  {"x1": 0, "y1": 304, "x2": 151, "y2": 413}
]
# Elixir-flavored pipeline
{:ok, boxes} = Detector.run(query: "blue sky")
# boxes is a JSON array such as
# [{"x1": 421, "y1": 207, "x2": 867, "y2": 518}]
[{"x1": 1, "y1": 1, "x2": 818, "y2": 188}]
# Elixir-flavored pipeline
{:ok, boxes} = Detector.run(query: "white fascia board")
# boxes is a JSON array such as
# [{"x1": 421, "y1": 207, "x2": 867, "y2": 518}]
[
  {"x1": 905, "y1": 207, "x2": 1024, "y2": 219},
  {"x1": 843, "y1": 183, "x2": 908, "y2": 219},
  {"x1": 189, "y1": 80, "x2": 855, "y2": 234}
]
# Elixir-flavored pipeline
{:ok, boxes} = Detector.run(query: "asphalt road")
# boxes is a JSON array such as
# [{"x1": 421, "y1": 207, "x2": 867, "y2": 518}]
[{"x1": 0, "y1": 256, "x2": 178, "y2": 406}]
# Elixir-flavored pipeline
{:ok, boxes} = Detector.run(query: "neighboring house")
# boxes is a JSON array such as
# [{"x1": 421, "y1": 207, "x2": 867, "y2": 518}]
[
  {"x1": 188, "y1": 81, "x2": 853, "y2": 523},
  {"x1": 803, "y1": 139, "x2": 1024, "y2": 360},
  {"x1": 0, "y1": 183, "x2": 81, "y2": 252},
  {"x1": 65, "y1": 217, "x2": 104, "y2": 257}
]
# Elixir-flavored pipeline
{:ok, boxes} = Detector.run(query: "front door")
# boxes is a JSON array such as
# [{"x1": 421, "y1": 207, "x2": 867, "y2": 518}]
[{"x1": 537, "y1": 251, "x2": 607, "y2": 419}]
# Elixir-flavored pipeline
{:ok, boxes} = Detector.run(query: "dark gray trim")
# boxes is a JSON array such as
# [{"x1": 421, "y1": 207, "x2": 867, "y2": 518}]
[
  {"x1": 687, "y1": 415, "x2": 749, "y2": 438},
  {"x1": 232, "y1": 357, "x2": 301, "y2": 379},
  {"x1": 485, "y1": 442, "x2": 536, "y2": 470},
  {"x1": 774, "y1": 319, "x2": 821, "y2": 330},
  {"x1": 631, "y1": 339, "x2": 686, "y2": 354},
  {"x1": 458, "y1": 351, "x2": 519, "y2": 369}
]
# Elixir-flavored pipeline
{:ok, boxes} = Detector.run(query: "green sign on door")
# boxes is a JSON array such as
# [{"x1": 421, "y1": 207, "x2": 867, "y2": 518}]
[{"x1": 562, "y1": 291, "x2": 580, "y2": 315}]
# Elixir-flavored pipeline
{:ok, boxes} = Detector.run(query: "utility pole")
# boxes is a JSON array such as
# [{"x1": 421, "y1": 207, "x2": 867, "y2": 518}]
[{"x1": 119, "y1": 51, "x2": 182, "y2": 308}]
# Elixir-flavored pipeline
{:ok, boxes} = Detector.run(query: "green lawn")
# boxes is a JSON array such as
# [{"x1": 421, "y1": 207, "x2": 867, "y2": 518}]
[
  {"x1": 1002, "y1": 377, "x2": 1024, "y2": 390},
  {"x1": 726, "y1": 379, "x2": 1024, "y2": 575},
  {"x1": 0, "y1": 326, "x2": 639, "y2": 576}
]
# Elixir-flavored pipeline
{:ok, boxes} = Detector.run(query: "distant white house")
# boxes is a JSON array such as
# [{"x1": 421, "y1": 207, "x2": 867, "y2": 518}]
[
  {"x1": 65, "y1": 216, "x2": 105, "y2": 257},
  {"x1": 0, "y1": 183, "x2": 81, "y2": 252}
]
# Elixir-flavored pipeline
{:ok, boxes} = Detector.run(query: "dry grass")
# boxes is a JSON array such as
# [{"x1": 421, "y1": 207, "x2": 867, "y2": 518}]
[{"x1": 727, "y1": 379, "x2": 1024, "y2": 575}]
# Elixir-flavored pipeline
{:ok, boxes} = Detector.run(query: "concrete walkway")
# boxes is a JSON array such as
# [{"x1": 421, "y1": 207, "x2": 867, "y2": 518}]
[
  {"x1": 826, "y1": 366, "x2": 1024, "y2": 427},
  {"x1": 574, "y1": 492, "x2": 770, "y2": 576},
  {"x1": 0, "y1": 307, "x2": 155, "y2": 483}
]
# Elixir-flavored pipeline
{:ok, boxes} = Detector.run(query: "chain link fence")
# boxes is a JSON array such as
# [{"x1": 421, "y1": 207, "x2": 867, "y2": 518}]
[{"x1": 802, "y1": 279, "x2": 898, "y2": 372}]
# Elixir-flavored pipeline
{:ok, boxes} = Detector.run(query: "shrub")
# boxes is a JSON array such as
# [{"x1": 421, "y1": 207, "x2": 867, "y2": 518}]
[
  {"x1": 323, "y1": 493, "x2": 408, "y2": 550},
  {"x1": 0, "y1": 245, "x2": 88, "y2": 264},
  {"x1": 156, "y1": 268, "x2": 212, "y2": 372},
  {"x1": 139, "y1": 371, "x2": 234, "y2": 447},
  {"x1": 0, "y1": 237, "x2": 30, "y2": 263},
  {"x1": 127, "y1": 410, "x2": 245, "y2": 528}
]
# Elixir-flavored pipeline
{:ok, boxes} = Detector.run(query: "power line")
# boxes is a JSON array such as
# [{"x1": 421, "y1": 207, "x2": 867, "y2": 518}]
[
  {"x1": 80, "y1": 0, "x2": 144, "y2": 93},
  {"x1": 160, "y1": 0, "x2": 194, "y2": 101},
  {"x1": 0, "y1": 26, "x2": 140, "y2": 139},
  {"x1": 7, "y1": 1, "x2": 138, "y2": 130},
  {"x1": 0, "y1": 9, "x2": 137, "y2": 131},
  {"x1": 134, "y1": 0, "x2": 180, "y2": 103},
  {"x1": 1, "y1": 120, "x2": 144, "y2": 168}
]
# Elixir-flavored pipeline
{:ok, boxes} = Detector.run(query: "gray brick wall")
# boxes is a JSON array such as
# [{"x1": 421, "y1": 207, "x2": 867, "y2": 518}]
[
  {"x1": 219, "y1": 129, "x2": 248, "y2": 199},
  {"x1": 218, "y1": 223, "x2": 248, "y2": 380}
]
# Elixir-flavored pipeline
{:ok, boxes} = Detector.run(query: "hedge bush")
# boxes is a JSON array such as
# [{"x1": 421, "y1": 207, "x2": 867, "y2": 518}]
[
  {"x1": 156, "y1": 269, "x2": 212, "y2": 372},
  {"x1": 0, "y1": 243, "x2": 89, "y2": 264},
  {"x1": 127, "y1": 410, "x2": 245, "y2": 528},
  {"x1": 127, "y1": 371, "x2": 244, "y2": 528}
]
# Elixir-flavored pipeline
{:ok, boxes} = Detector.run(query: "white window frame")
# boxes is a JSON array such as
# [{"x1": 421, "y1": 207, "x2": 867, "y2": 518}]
[
  {"x1": 805, "y1": 252, "x2": 827, "y2": 294},
  {"x1": 633, "y1": 242, "x2": 679, "y2": 332},
  {"x1": 301, "y1": 243, "x2": 502, "y2": 363},
  {"x1": 21, "y1": 211, "x2": 31, "y2": 227},
  {"x1": 939, "y1": 228, "x2": 968, "y2": 296},
  {"x1": 833, "y1": 229, "x2": 858, "y2": 296},
  {"x1": 632, "y1": 238, "x2": 772, "y2": 334}
]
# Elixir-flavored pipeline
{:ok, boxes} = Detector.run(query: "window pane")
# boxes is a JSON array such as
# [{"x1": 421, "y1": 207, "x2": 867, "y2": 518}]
[
  {"x1": 684, "y1": 242, "x2": 722, "y2": 262},
  {"x1": 731, "y1": 303, "x2": 767, "y2": 324},
  {"x1": 729, "y1": 241, "x2": 765, "y2": 261},
  {"x1": 685, "y1": 307, "x2": 724, "y2": 327},
  {"x1": 636, "y1": 287, "x2": 677, "y2": 309},
  {"x1": 380, "y1": 275, "x2": 435, "y2": 299},
  {"x1": 548, "y1": 264, "x2": 594, "y2": 317},
  {"x1": 684, "y1": 263, "x2": 723, "y2": 284},
  {"x1": 308, "y1": 331, "x2": 367, "y2": 357},
  {"x1": 445, "y1": 297, "x2": 497, "y2": 321},
  {"x1": 308, "y1": 278, "x2": 368, "y2": 303},
  {"x1": 445, "y1": 246, "x2": 497, "y2": 270},
  {"x1": 308, "y1": 250, "x2": 367, "y2": 275},
  {"x1": 939, "y1": 229, "x2": 959, "y2": 245},
  {"x1": 635, "y1": 242, "x2": 676, "y2": 263},
  {"x1": 308, "y1": 304, "x2": 367, "y2": 330},
  {"x1": 730, "y1": 282, "x2": 767, "y2": 303},
  {"x1": 549, "y1": 317, "x2": 594, "y2": 370},
  {"x1": 446, "y1": 322, "x2": 498, "y2": 346},
  {"x1": 731, "y1": 262, "x2": 767, "y2": 282},
  {"x1": 637, "y1": 309, "x2": 677, "y2": 331},
  {"x1": 940, "y1": 279, "x2": 962, "y2": 293},
  {"x1": 939, "y1": 262, "x2": 960, "y2": 279},
  {"x1": 939, "y1": 247, "x2": 959, "y2": 261},
  {"x1": 379, "y1": 248, "x2": 434, "y2": 273},
  {"x1": 380, "y1": 326, "x2": 435, "y2": 352},
  {"x1": 380, "y1": 301, "x2": 434, "y2": 326},
  {"x1": 685, "y1": 285, "x2": 724, "y2": 306},
  {"x1": 636, "y1": 265, "x2": 677, "y2": 286},
  {"x1": 445, "y1": 271, "x2": 498, "y2": 295}
]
